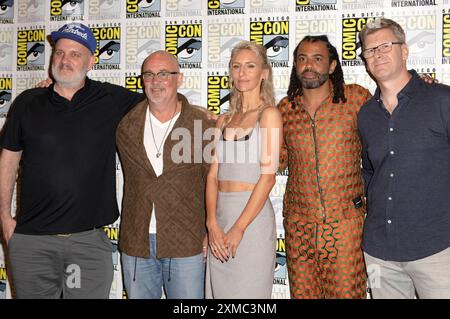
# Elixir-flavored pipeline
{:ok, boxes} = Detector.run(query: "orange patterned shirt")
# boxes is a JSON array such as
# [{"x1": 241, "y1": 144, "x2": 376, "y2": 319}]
[{"x1": 278, "y1": 84, "x2": 372, "y2": 223}]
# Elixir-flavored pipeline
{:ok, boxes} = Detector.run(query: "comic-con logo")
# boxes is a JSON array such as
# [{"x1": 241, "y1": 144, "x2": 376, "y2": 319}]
[
  {"x1": 50, "y1": 0, "x2": 84, "y2": 21},
  {"x1": 250, "y1": 18, "x2": 289, "y2": 68},
  {"x1": 89, "y1": 0, "x2": 120, "y2": 20},
  {"x1": 344, "y1": 69, "x2": 376, "y2": 93},
  {"x1": 0, "y1": 266, "x2": 7, "y2": 299},
  {"x1": 443, "y1": 12, "x2": 450, "y2": 64},
  {"x1": 92, "y1": 25, "x2": 121, "y2": 70},
  {"x1": 125, "y1": 23, "x2": 161, "y2": 70},
  {"x1": 274, "y1": 237, "x2": 287, "y2": 284},
  {"x1": 0, "y1": 0, "x2": 14, "y2": 23},
  {"x1": 0, "y1": 76, "x2": 12, "y2": 117},
  {"x1": 207, "y1": 19, "x2": 244, "y2": 68},
  {"x1": 15, "y1": 73, "x2": 46, "y2": 96},
  {"x1": 179, "y1": 73, "x2": 201, "y2": 106},
  {"x1": 103, "y1": 227, "x2": 119, "y2": 270},
  {"x1": 207, "y1": 0, "x2": 244, "y2": 15},
  {"x1": 440, "y1": 66, "x2": 450, "y2": 84},
  {"x1": 17, "y1": 28, "x2": 45, "y2": 71},
  {"x1": 18, "y1": 0, "x2": 45, "y2": 23},
  {"x1": 207, "y1": 73, "x2": 229, "y2": 115},
  {"x1": 296, "y1": 15, "x2": 336, "y2": 47},
  {"x1": 125, "y1": 73, "x2": 144, "y2": 93},
  {"x1": 165, "y1": 22, "x2": 202, "y2": 69},
  {"x1": 396, "y1": 14, "x2": 435, "y2": 66},
  {"x1": 91, "y1": 72, "x2": 121, "y2": 86},
  {"x1": 272, "y1": 70, "x2": 289, "y2": 104},
  {"x1": 250, "y1": 0, "x2": 289, "y2": 13},
  {"x1": 126, "y1": 0, "x2": 161, "y2": 18},
  {"x1": 0, "y1": 29, "x2": 12, "y2": 70},
  {"x1": 341, "y1": 16, "x2": 377, "y2": 66},
  {"x1": 166, "y1": 0, "x2": 201, "y2": 17},
  {"x1": 391, "y1": 0, "x2": 436, "y2": 7},
  {"x1": 416, "y1": 67, "x2": 436, "y2": 80},
  {"x1": 296, "y1": 0, "x2": 337, "y2": 12},
  {"x1": 342, "y1": 0, "x2": 384, "y2": 10}
]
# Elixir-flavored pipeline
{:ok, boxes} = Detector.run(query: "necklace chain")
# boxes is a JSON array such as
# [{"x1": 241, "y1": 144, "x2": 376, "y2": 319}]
[
  {"x1": 235, "y1": 104, "x2": 263, "y2": 125},
  {"x1": 241, "y1": 103, "x2": 263, "y2": 113},
  {"x1": 149, "y1": 105, "x2": 177, "y2": 158}
]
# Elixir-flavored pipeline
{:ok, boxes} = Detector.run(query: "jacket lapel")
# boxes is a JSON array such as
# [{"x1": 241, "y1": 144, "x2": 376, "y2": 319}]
[
  {"x1": 161, "y1": 94, "x2": 191, "y2": 175},
  {"x1": 124, "y1": 94, "x2": 193, "y2": 177},
  {"x1": 126, "y1": 100, "x2": 157, "y2": 177}
]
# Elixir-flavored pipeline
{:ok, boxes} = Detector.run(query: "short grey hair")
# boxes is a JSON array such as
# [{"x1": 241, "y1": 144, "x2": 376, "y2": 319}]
[{"x1": 359, "y1": 17, "x2": 406, "y2": 48}]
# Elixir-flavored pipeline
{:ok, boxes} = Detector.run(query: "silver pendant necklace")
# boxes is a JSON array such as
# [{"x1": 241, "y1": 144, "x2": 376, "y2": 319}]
[{"x1": 149, "y1": 105, "x2": 177, "y2": 158}]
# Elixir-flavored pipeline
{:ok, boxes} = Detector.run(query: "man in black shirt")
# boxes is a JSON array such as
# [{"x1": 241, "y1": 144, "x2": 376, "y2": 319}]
[
  {"x1": 358, "y1": 18, "x2": 450, "y2": 298},
  {"x1": 0, "y1": 23, "x2": 142, "y2": 298}
]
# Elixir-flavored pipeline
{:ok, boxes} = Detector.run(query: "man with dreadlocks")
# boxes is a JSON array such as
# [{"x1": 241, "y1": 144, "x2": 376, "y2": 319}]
[{"x1": 277, "y1": 35, "x2": 371, "y2": 298}]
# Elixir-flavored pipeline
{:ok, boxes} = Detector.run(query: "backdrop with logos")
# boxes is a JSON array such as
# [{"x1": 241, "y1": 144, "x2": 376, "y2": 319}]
[{"x1": 0, "y1": 0, "x2": 447, "y2": 299}]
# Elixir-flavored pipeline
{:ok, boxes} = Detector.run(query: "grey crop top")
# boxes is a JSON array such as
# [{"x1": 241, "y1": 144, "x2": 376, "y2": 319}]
[{"x1": 216, "y1": 121, "x2": 262, "y2": 184}]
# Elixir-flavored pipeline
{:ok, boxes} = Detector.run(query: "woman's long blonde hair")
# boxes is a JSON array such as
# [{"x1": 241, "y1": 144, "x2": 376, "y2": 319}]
[{"x1": 224, "y1": 41, "x2": 275, "y2": 126}]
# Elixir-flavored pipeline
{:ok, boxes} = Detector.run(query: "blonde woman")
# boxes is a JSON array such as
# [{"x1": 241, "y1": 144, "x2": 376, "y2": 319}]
[{"x1": 205, "y1": 41, "x2": 283, "y2": 298}]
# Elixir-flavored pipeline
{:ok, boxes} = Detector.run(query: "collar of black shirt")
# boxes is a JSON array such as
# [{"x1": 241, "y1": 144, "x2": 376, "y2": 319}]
[{"x1": 374, "y1": 69, "x2": 422, "y2": 104}]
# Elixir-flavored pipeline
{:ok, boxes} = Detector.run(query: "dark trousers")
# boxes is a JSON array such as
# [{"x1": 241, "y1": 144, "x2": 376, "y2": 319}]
[{"x1": 8, "y1": 228, "x2": 113, "y2": 299}]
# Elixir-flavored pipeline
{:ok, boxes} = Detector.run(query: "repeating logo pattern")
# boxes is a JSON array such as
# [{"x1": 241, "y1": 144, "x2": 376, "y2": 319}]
[
  {"x1": 90, "y1": 0, "x2": 120, "y2": 20},
  {"x1": 125, "y1": 21, "x2": 161, "y2": 70},
  {"x1": 395, "y1": 11, "x2": 436, "y2": 66},
  {"x1": 2, "y1": 0, "x2": 450, "y2": 300},
  {"x1": 165, "y1": 21, "x2": 202, "y2": 69},
  {"x1": 249, "y1": 0, "x2": 290, "y2": 14},
  {"x1": 0, "y1": 27, "x2": 12, "y2": 71},
  {"x1": 125, "y1": 72, "x2": 144, "y2": 93},
  {"x1": 16, "y1": 27, "x2": 45, "y2": 71},
  {"x1": 208, "y1": 0, "x2": 245, "y2": 15},
  {"x1": 92, "y1": 24, "x2": 121, "y2": 70},
  {"x1": 18, "y1": 0, "x2": 44, "y2": 23},
  {"x1": 0, "y1": 75, "x2": 12, "y2": 117},
  {"x1": 296, "y1": 0, "x2": 337, "y2": 12},
  {"x1": 50, "y1": 0, "x2": 85, "y2": 22},
  {"x1": 0, "y1": 0, "x2": 13, "y2": 23},
  {"x1": 207, "y1": 18, "x2": 244, "y2": 69},
  {"x1": 249, "y1": 17, "x2": 289, "y2": 68},
  {"x1": 126, "y1": 0, "x2": 161, "y2": 19},
  {"x1": 0, "y1": 266, "x2": 7, "y2": 299},
  {"x1": 341, "y1": 15, "x2": 378, "y2": 67},
  {"x1": 207, "y1": 72, "x2": 229, "y2": 115}
]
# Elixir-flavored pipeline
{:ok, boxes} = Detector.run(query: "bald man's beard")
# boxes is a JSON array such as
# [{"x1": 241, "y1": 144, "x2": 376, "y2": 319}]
[{"x1": 298, "y1": 69, "x2": 330, "y2": 89}]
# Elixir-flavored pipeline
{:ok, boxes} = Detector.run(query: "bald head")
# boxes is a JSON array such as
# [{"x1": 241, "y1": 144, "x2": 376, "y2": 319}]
[
  {"x1": 142, "y1": 50, "x2": 180, "y2": 73},
  {"x1": 141, "y1": 50, "x2": 183, "y2": 108}
]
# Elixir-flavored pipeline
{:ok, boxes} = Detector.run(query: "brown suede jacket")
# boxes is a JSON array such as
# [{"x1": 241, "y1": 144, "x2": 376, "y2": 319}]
[{"x1": 116, "y1": 93, "x2": 214, "y2": 258}]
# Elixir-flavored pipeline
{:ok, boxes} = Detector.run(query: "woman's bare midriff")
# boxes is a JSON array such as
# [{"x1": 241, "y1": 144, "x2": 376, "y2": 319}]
[{"x1": 218, "y1": 180, "x2": 256, "y2": 192}]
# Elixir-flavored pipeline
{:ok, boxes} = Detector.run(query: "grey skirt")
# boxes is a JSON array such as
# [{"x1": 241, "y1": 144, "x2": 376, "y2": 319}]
[{"x1": 205, "y1": 191, "x2": 276, "y2": 299}]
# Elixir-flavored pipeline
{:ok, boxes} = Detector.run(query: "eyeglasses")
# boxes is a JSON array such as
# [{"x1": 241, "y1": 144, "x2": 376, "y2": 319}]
[
  {"x1": 361, "y1": 41, "x2": 403, "y2": 59},
  {"x1": 142, "y1": 71, "x2": 179, "y2": 81}
]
